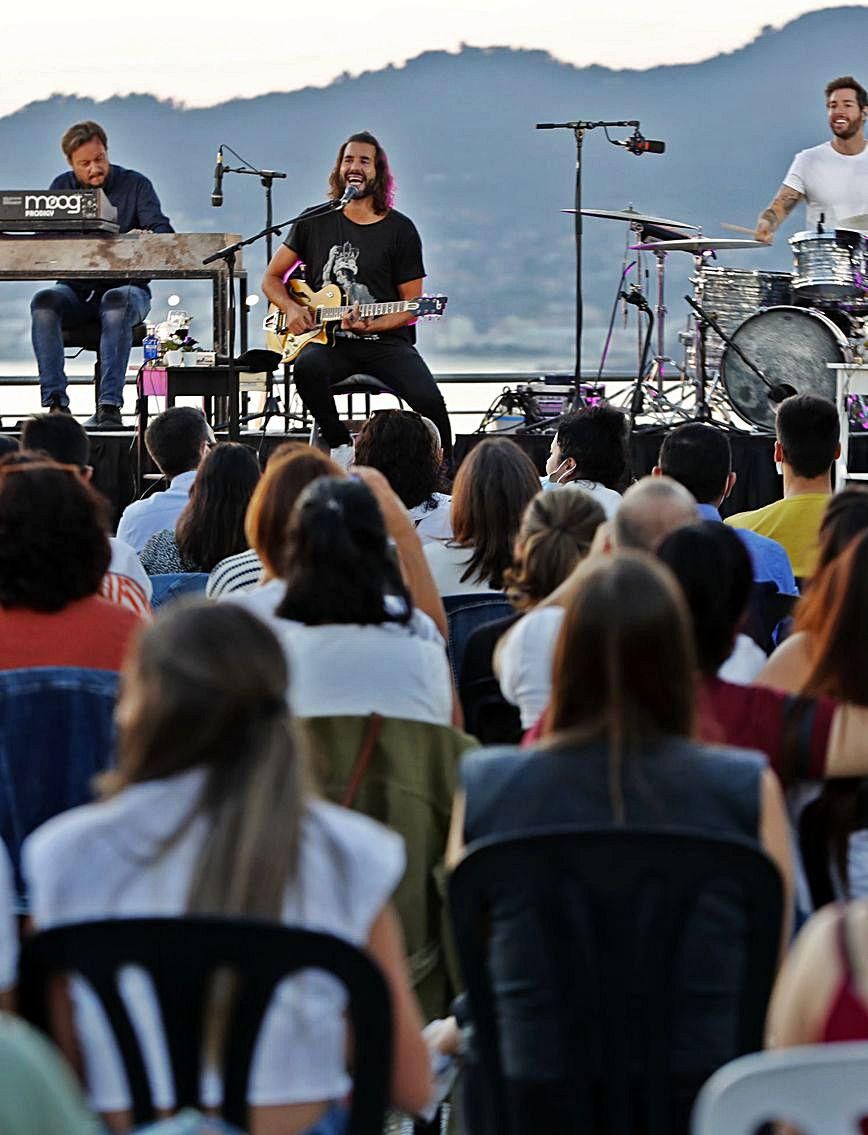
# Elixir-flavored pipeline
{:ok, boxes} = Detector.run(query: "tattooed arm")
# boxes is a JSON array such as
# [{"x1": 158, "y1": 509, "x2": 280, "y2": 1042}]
[{"x1": 754, "y1": 184, "x2": 804, "y2": 244}]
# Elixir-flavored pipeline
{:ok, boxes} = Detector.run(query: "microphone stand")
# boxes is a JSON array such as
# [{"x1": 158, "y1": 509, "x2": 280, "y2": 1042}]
[
  {"x1": 217, "y1": 144, "x2": 288, "y2": 262},
  {"x1": 536, "y1": 118, "x2": 641, "y2": 411},
  {"x1": 204, "y1": 197, "x2": 351, "y2": 435}
]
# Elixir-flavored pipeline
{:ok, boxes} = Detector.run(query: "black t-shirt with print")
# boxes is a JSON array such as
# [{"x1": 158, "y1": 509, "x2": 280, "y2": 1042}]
[{"x1": 284, "y1": 208, "x2": 425, "y2": 343}]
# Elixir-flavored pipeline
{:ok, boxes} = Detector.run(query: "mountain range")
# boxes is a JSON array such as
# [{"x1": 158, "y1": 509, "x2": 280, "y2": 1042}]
[{"x1": 1, "y1": 7, "x2": 867, "y2": 376}]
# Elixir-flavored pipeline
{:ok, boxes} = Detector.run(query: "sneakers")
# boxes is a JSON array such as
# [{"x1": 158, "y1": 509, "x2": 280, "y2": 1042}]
[
  {"x1": 83, "y1": 404, "x2": 124, "y2": 430},
  {"x1": 47, "y1": 399, "x2": 71, "y2": 416},
  {"x1": 329, "y1": 442, "x2": 355, "y2": 471}
]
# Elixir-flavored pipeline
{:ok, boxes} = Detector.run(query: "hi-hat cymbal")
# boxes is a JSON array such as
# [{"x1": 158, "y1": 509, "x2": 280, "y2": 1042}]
[
  {"x1": 568, "y1": 206, "x2": 699, "y2": 230},
  {"x1": 838, "y1": 214, "x2": 868, "y2": 231},
  {"x1": 630, "y1": 236, "x2": 765, "y2": 253}
]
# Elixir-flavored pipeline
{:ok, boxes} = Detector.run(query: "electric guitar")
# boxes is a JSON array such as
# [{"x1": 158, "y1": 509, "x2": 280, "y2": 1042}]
[{"x1": 263, "y1": 280, "x2": 448, "y2": 363}]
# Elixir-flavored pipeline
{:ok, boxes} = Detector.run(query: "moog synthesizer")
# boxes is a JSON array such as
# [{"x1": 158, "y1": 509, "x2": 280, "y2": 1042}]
[{"x1": 0, "y1": 189, "x2": 119, "y2": 233}]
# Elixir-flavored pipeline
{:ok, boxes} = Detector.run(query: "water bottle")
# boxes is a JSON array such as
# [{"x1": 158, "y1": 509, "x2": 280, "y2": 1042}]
[{"x1": 143, "y1": 325, "x2": 160, "y2": 365}]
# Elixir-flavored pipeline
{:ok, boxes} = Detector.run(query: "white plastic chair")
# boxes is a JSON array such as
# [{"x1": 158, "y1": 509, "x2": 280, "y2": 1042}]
[{"x1": 691, "y1": 1043, "x2": 868, "y2": 1134}]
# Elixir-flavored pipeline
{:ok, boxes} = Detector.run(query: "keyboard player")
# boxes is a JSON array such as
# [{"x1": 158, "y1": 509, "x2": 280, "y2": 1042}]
[{"x1": 30, "y1": 120, "x2": 173, "y2": 428}]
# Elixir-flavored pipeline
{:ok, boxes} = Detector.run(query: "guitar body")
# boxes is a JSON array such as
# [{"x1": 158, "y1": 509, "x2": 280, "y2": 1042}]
[
  {"x1": 263, "y1": 281, "x2": 343, "y2": 363},
  {"x1": 262, "y1": 278, "x2": 448, "y2": 363}
]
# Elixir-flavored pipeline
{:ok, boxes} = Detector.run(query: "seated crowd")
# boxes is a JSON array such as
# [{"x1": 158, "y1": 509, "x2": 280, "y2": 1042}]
[{"x1": 2, "y1": 392, "x2": 868, "y2": 1133}]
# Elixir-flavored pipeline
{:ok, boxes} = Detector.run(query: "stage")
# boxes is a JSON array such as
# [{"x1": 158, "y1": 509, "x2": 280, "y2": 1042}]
[{"x1": 8, "y1": 422, "x2": 868, "y2": 531}]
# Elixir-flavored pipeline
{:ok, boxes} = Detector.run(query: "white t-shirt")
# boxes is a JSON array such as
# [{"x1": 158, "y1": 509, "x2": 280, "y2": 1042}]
[
  {"x1": 222, "y1": 582, "x2": 452, "y2": 725},
  {"x1": 541, "y1": 478, "x2": 622, "y2": 519},
  {"x1": 408, "y1": 494, "x2": 453, "y2": 545},
  {"x1": 107, "y1": 538, "x2": 153, "y2": 601},
  {"x1": 423, "y1": 541, "x2": 498, "y2": 597},
  {"x1": 784, "y1": 141, "x2": 868, "y2": 229},
  {"x1": 23, "y1": 772, "x2": 404, "y2": 1110},
  {"x1": 498, "y1": 609, "x2": 762, "y2": 729}
]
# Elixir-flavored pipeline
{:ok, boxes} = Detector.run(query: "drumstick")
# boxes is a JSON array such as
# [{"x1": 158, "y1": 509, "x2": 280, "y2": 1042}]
[{"x1": 721, "y1": 223, "x2": 757, "y2": 236}]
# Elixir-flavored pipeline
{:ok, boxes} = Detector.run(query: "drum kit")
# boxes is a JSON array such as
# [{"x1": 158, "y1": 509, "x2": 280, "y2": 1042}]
[{"x1": 577, "y1": 205, "x2": 868, "y2": 430}]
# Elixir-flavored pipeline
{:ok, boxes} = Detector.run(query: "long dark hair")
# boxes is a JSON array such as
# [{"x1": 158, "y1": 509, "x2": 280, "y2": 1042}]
[
  {"x1": 104, "y1": 602, "x2": 307, "y2": 921},
  {"x1": 546, "y1": 553, "x2": 696, "y2": 821},
  {"x1": 353, "y1": 410, "x2": 443, "y2": 511},
  {"x1": 175, "y1": 443, "x2": 261, "y2": 572},
  {"x1": 277, "y1": 476, "x2": 412, "y2": 626},
  {"x1": 451, "y1": 438, "x2": 541, "y2": 589},
  {"x1": 328, "y1": 131, "x2": 395, "y2": 215}
]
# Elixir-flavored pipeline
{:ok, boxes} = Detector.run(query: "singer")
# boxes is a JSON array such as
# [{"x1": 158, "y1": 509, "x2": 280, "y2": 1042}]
[
  {"x1": 262, "y1": 131, "x2": 451, "y2": 467},
  {"x1": 754, "y1": 75, "x2": 868, "y2": 244},
  {"x1": 29, "y1": 120, "x2": 173, "y2": 428}
]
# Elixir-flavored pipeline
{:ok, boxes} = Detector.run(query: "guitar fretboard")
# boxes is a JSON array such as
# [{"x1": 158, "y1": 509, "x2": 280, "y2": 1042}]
[{"x1": 318, "y1": 301, "x2": 414, "y2": 321}]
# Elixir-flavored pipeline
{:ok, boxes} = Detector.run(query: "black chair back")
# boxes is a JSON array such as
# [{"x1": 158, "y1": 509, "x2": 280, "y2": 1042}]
[
  {"x1": 19, "y1": 916, "x2": 392, "y2": 1133},
  {"x1": 449, "y1": 827, "x2": 783, "y2": 1135},
  {"x1": 443, "y1": 594, "x2": 514, "y2": 681},
  {"x1": 458, "y1": 613, "x2": 522, "y2": 743}
]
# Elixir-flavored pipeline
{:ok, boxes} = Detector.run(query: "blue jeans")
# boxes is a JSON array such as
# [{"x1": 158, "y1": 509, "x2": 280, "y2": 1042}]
[{"x1": 30, "y1": 282, "x2": 151, "y2": 408}]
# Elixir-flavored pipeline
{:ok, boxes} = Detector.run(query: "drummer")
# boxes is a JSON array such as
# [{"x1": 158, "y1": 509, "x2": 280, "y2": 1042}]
[{"x1": 754, "y1": 75, "x2": 868, "y2": 244}]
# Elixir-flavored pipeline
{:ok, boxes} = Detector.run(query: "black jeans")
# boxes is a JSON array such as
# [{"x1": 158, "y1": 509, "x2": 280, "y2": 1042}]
[{"x1": 293, "y1": 335, "x2": 452, "y2": 463}]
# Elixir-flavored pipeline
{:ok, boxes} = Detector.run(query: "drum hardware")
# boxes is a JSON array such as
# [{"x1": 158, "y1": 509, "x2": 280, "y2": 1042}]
[
  {"x1": 685, "y1": 295, "x2": 791, "y2": 425},
  {"x1": 718, "y1": 306, "x2": 850, "y2": 431}
]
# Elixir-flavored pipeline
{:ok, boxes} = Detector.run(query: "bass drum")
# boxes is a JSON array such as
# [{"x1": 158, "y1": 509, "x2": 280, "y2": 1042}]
[{"x1": 720, "y1": 306, "x2": 850, "y2": 431}]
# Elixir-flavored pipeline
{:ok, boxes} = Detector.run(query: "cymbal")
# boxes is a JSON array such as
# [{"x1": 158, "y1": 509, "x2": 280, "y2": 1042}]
[
  {"x1": 629, "y1": 237, "x2": 765, "y2": 252},
  {"x1": 838, "y1": 214, "x2": 868, "y2": 231},
  {"x1": 567, "y1": 206, "x2": 699, "y2": 230}
]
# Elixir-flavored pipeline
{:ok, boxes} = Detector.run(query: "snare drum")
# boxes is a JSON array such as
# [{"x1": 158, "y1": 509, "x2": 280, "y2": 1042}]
[
  {"x1": 688, "y1": 267, "x2": 792, "y2": 374},
  {"x1": 790, "y1": 229, "x2": 868, "y2": 301},
  {"x1": 720, "y1": 305, "x2": 850, "y2": 430}
]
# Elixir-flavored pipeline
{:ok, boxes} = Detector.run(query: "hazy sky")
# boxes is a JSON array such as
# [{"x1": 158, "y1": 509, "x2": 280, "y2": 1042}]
[{"x1": 0, "y1": 1, "x2": 851, "y2": 118}]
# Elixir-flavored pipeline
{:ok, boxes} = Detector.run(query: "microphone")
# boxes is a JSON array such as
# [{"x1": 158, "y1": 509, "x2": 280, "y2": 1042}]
[
  {"x1": 337, "y1": 183, "x2": 361, "y2": 208},
  {"x1": 613, "y1": 131, "x2": 666, "y2": 156},
  {"x1": 211, "y1": 147, "x2": 224, "y2": 207},
  {"x1": 620, "y1": 289, "x2": 651, "y2": 311}
]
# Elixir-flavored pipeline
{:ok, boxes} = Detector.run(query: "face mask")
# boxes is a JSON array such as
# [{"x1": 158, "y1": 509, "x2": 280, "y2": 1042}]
[{"x1": 775, "y1": 461, "x2": 784, "y2": 477}]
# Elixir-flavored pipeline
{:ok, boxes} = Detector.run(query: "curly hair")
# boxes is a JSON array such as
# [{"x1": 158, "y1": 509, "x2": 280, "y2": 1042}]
[
  {"x1": 353, "y1": 410, "x2": 443, "y2": 510},
  {"x1": 175, "y1": 443, "x2": 261, "y2": 572},
  {"x1": 503, "y1": 488, "x2": 605, "y2": 611},
  {"x1": 555, "y1": 406, "x2": 630, "y2": 490},
  {"x1": 328, "y1": 131, "x2": 395, "y2": 215},
  {"x1": 451, "y1": 438, "x2": 542, "y2": 590},
  {"x1": 0, "y1": 453, "x2": 110, "y2": 611}
]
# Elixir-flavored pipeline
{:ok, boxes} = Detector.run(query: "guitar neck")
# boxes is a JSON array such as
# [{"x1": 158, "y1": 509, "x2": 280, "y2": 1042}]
[{"x1": 318, "y1": 300, "x2": 414, "y2": 322}]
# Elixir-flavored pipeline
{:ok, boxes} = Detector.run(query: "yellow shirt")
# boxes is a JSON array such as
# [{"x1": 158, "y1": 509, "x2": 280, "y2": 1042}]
[{"x1": 725, "y1": 493, "x2": 829, "y2": 579}]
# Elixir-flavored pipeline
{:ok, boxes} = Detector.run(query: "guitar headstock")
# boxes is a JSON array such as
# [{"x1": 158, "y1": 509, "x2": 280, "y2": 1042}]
[{"x1": 414, "y1": 295, "x2": 448, "y2": 319}]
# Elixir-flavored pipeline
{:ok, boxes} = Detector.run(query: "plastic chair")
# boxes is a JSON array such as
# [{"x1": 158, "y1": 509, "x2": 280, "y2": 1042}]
[
  {"x1": 0, "y1": 666, "x2": 119, "y2": 903},
  {"x1": 458, "y1": 613, "x2": 523, "y2": 744},
  {"x1": 449, "y1": 827, "x2": 784, "y2": 1135},
  {"x1": 442, "y1": 594, "x2": 514, "y2": 682},
  {"x1": 19, "y1": 916, "x2": 392, "y2": 1134},
  {"x1": 63, "y1": 320, "x2": 147, "y2": 411},
  {"x1": 150, "y1": 573, "x2": 210, "y2": 610},
  {"x1": 691, "y1": 1042, "x2": 868, "y2": 1134}
]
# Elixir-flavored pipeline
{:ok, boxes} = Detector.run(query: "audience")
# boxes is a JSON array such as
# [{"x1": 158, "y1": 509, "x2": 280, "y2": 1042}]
[
  {"x1": 23, "y1": 602, "x2": 432, "y2": 1130},
  {"x1": 139, "y1": 442, "x2": 261, "y2": 576},
  {"x1": 0, "y1": 435, "x2": 19, "y2": 458},
  {"x1": 726, "y1": 393, "x2": 840, "y2": 579},
  {"x1": 424, "y1": 437, "x2": 539, "y2": 596},
  {"x1": 270, "y1": 474, "x2": 454, "y2": 725},
  {"x1": 353, "y1": 409, "x2": 452, "y2": 544},
  {"x1": 116, "y1": 407, "x2": 214, "y2": 552},
  {"x1": 543, "y1": 405, "x2": 629, "y2": 517},
  {"x1": 0, "y1": 454, "x2": 142, "y2": 671},
  {"x1": 20, "y1": 414, "x2": 152, "y2": 614},
  {"x1": 449, "y1": 551, "x2": 793, "y2": 1130},
  {"x1": 495, "y1": 475, "x2": 696, "y2": 728},
  {"x1": 207, "y1": 444, "x2": 341, "y2": 598},
  {"x1": 655, "y1": 421, "x2": 797, "y2": 596}
]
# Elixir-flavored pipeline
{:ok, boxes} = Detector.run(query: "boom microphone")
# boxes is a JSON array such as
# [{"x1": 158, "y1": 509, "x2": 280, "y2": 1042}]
[
  {"x1": 613, "y1": 132, "x2": 666, "y2": 156},
  {"x1": 211, "y1": 146, "x2": 224, "y2": 207}
]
